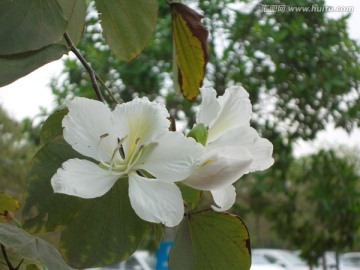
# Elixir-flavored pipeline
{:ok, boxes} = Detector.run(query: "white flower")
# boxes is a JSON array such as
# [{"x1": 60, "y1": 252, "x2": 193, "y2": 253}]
[
  {"x1": 51, "y1": 97, "x2": 204, "y2": 227},
  {"x1": 183, "y1": 86, "x2": 274, "y2": 211}
]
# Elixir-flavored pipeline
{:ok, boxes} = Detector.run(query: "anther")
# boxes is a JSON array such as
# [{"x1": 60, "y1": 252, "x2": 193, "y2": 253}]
[
  {"x1": 111, "y1": 136, "x2": 127, "y2": 163},
  {"x1": 118, "y1": 138, "x2": 126, "y2": 159}
]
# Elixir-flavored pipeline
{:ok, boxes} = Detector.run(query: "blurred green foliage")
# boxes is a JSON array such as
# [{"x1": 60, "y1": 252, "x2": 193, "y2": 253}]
[{"x1": 0, "y1": 106, "x2": 36, "y2": 199}]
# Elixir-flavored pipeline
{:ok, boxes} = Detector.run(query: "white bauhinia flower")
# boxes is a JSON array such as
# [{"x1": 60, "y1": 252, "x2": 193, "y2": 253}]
[
  {"x1": 183, "y1": 86, "x2": 274, "y2": 211},
  {"x1": 51, "y1": 97, "x2": 204, "y2": 227}
]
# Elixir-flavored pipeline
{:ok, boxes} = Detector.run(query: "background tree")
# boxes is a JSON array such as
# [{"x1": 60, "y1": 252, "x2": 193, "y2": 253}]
[
  {"x1": 283, "y1": 149, "x2": 360, "y2": 269},
  {"x1": 0, "y1": 106, "x2": 35, "y2": 199},
  {"x1": 236, "y1": 147, "x2": 360, "y2": 269}
]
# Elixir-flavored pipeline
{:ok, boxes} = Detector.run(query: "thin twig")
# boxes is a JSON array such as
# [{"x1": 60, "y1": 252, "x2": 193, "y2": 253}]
[
  {"x1": 185, "y1": 207, "x2": 211, "y2": 217},
  {"x1": 1, "y1": 244, "x2": 15, "y2": 270},
  {"x1": 95, "y1": 75, "x2": 121, "y2": 104},
  {"x1": 14, "y1": 259, "x2": 24, "y2": 270},
  {"x1": 63, "y1": 32, "x2": 105, "y2": 102}
]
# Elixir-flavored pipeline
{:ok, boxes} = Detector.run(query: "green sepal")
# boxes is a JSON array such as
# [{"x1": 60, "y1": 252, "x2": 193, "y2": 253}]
[
  {"x1": 187, "y1": 123, "x2": 208, "y2": 146},
  {"x1": 177, "y1": 183, "x2": 201, "y2": 210}
]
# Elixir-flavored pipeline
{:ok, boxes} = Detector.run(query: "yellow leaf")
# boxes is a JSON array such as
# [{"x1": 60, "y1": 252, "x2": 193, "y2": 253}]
[
  {"x1": 0, "y1": 193, "x2": 20, "y2": 222},
  {"x1": 171, "y1": 3, "x2": 208, "y2": 101}
]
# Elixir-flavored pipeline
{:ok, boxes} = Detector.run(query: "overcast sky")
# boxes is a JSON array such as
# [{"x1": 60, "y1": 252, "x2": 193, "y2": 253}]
[{"x1": 0, "y1": 0, "x2": 359, "y2": 155}]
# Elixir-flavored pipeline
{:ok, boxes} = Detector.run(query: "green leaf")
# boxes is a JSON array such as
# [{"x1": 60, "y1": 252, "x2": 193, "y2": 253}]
[
  {"x1": 22, "y1": 138, "x2": 83, "y2": 233},
  {"x1": 0, "y1": 0, "x2": 86, "y2": 86},
  {"x1": 61, "y1": 179, "x2": 150, "y2": 268},
  {"x1": 0, "y1": 193, "x2": 20, "y2": 222},
  {"x1": 187, "y1": 123, "x2": 208, "y2": 146},
  {"x1": 0, "y1": 44, "x2": 68, "y2": 87},
  {"x1": 40, "y1": 110, "x2": 68, "y2": 145},
  {"x1": 168, "y1": 215, "x2": 196, "y2": 270},
  {"x1": 0, "y1": 223, "x2": 74, "y2": 270},
  {"x1": 26, "y1": 264, "x2": 43, "y2": 270},
  {"x1": 177, "y1": 183, "x2": 201, "y2": 210},
  {"x1": 57, "y1": 0, "x2": 87, "y2": 46},
  {"x1": 22, "y1": 137, "x2": 151, "y2": 268},
  {"x1": 168, "y1": 210, "x2": 251, "y2": 270},
  {"x1": 94, "y1": 0, "x2": 158, "y2": 61},
  {"x1": 0, "y1": 0, "x2": 67, "y2": 55},
  {"x1": 171, "y1": 3, "x2": 208, "y2": 101}
]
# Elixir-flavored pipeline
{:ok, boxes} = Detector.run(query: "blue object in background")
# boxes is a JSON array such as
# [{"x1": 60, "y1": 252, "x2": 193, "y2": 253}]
[{"x1": 156, "y1": 240, "x2": 174, "y2": 270}]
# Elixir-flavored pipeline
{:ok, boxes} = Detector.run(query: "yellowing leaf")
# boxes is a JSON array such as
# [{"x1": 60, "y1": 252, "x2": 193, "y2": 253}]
[
  {"x1": 171, "y1": 3, "x2": 208, "y2": 101},
  {"x1": 0, "y1": 193, "x2": 20, "y2": 222}
]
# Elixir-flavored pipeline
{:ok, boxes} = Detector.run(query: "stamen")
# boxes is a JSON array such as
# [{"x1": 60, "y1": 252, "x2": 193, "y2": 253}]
[
  {"x1": 118, "y1": 138, "x2": 126, "y2": 160},
  {"x1": 96, "y1": 135, "x2": 111, "y2": 168},
  {"x1": 119, "y1": 138, "x2": 145, "y2": 175},
  {"x1": 100, "y1": 133, "x2": 109, "y2": 139},
  {"x1": 96, "y1": 134, "x2": 128, "y2": 173},
  {"x1": 111, "y1": 136, "x2": 127, "y2": 165},
  {"x1": 128, "y1": 145, "x2": 144, "y2": 167}
]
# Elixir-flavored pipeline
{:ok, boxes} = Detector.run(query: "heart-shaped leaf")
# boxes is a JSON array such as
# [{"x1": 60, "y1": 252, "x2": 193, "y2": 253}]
[
  {"x1": 0, "y1": 44, "x2": 67, "y2": 87},
  {"x1": 39, "y1": 110, "x2": 68, "y2": 145},
  {"x1": 171, "y1": 3, "x2": 208, "y2": 101},
  {"x1": 94, "y1": 0, "x2": 158, "y2": 61},
  {"x1": 58, "y1": 0, "x2": 87, "y2": 46},
  {"x1": 169, "y1": 210, "x2": 251, "y2": 270},
  {"x1": 0, "y1": 223, "x2": 74, "y2": 270},
  {"x1": 0, "y1": 0, "x2": 67, "y2": 55}
]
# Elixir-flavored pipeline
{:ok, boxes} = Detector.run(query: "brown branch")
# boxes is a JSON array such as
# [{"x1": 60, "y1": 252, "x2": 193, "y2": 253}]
[
  {"x1": 1, "y1": 244, "x2": 15, "y2": 270},
  {"x1": 63, "y1": 32, "x2": 105, "y2": 102}
]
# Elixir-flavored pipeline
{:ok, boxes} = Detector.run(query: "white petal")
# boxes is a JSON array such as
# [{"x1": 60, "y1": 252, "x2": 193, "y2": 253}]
[
  {"x1": 51, "y1": 159, "x2": 119, "y2": 199},
  {"x1": 208, "y1": 126, "x2": 274, "y2": 171},
  {"x1": 134, "y1": 132, "x2": 204, "y2": 182},
  {"x1": 211, "y1": 185, "x2": 236, "y2": 212},
  {"x1": 247, "y1": 137, "x2": 274, "y2": 171},
  {"x1": 63, "y1": 97, "x2": 118, "y2": 162},
  {"x1": 197, "y1": 87, "x2": 220, "y2": 127},
  {"x1": 183, "y1": 146, "x2": 253, "y2": 190},
  {"x1": 112, "y1": 97, "x2": 170, "y2": 158},
  {"x1": 128, "y1": 173, "x2": 184, "y2": 227},
  {"x1": 208, "y1": 86, "x2": 252, "y2": 143}
]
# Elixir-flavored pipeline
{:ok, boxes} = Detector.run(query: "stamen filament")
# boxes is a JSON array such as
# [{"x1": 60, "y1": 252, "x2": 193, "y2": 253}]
[
  {"x1": 96, "y1": 137, "x2": 111, "y2": 168},
  {"x1": 128, "y1": 145, "x2": 144, "y2": 167}
]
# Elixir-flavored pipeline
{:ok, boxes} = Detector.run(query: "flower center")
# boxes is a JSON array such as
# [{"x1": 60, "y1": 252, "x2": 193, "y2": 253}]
[{"x1": 97, "y1": 135, "x2": 144, "y2": 176}]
